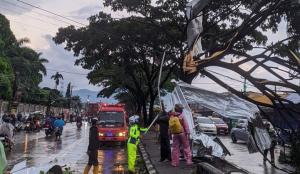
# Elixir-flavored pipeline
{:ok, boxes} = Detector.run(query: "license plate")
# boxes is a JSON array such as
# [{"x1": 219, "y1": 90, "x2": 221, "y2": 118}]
[{"x1": 107, "y1": 132, "x2": 113, "y2": 137}]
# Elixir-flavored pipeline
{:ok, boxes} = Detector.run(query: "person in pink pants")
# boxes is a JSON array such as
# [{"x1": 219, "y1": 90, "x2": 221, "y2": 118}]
[{"x1": 170, "y1": 104, "x2": 193, "y2": 167}]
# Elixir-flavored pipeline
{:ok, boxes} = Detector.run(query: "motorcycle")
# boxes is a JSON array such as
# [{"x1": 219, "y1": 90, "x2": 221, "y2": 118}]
[
  {"x1": 76, "y1": 121, "x2": 82, "y2": 129},
  {"x1": 24, "y1": 121, "x2": 33, "y2": 132},
  {"x1": 14, "y1": 121, "x2": 23, "y2": 132},
  {"x1": 0, "y1": 135, "x2": 12, "y2": 151},
  {"x1": 44, "y1": 123, "x2": 54, "y2": 137},
  {"x1": 54, "y1": 127, "x2": 62, "y2": 141},
  {"x1": 34, "y1": 120, "x2": 41, "y2": 132}
]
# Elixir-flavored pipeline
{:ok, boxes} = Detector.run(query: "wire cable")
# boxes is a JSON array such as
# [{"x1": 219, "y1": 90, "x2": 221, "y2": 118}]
[
  {"x1": 16, "y1": 0, "x2": 87, "y2": 27},
  {"x1": 1, "y1": 0, "x2": 79, "y2": 27}
]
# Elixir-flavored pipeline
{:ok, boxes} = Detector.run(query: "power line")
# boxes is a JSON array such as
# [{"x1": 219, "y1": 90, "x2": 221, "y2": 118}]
[
  {"x1": 46, "y1": 68, "x2": 88, "y2": 76},
  {"x1": 0, "y1": 6, "x2": 60, "y2": 29},
  {"x1": 1, "y1": 0, "x2": 81, "y2": 27},
  {"x1": 207, "y1": 69, "x2": 256, "y2": 87},
  {"x1": 16, "y1": 0, "x2": 87, "y2": 27}
]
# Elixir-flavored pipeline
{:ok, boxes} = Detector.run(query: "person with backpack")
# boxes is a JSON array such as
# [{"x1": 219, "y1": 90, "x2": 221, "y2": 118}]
[
  {"x1": 169, "y1": 105, "x2": 193, "y2": 167},
  {"x1": 127, "y1": 115, "x2": 148, "y2": 173}
]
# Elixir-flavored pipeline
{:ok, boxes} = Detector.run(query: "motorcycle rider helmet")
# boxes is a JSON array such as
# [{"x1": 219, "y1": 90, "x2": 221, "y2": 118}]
[
  {"x1": 2, "y1": 117, "x2": 10, "y2": 123},
  {"x1": 129, "y1": 115, "x2": 139, "y2": 125}
]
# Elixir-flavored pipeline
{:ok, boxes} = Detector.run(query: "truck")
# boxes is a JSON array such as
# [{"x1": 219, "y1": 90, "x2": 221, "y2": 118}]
[{"x1": 97, "y1": 103, "x2": 128, "y2": 145}]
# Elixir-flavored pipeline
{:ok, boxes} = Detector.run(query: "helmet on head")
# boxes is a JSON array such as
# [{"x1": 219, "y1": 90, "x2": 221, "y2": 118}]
[{"x1": 129, "y1": 115, "x2": 139, "y2": 124}]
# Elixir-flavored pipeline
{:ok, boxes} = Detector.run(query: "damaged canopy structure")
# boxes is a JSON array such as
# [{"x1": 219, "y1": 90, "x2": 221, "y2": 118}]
[
  {"x1": 163, "y1": 81, "x2": 270, "y2": 157},
  {"x1": 164, "y1": 81, "x2": 259, "y2": 134}
]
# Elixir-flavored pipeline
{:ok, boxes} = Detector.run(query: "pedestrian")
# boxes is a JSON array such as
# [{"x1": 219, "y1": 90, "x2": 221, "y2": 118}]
[
  {"x1": 263, "y1": 123, "x2": 277, "y2": 164},
  {"x1": 127, "y1": 115, "x2": 148, "y2": 174},
  {"x1": 83, "y1": 118, "x2": 99, "y2": 174},
  {"x1": 156, "y1": 102, "x2": 171, "y2": 162},
  {"x1": 169, "y1": 104, "x2": 193, "y2": 167}
]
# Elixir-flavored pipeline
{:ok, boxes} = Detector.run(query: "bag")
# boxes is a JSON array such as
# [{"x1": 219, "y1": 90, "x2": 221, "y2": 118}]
[{"x1": 169, "y1": 116, "x2": 183, "y2": 134}]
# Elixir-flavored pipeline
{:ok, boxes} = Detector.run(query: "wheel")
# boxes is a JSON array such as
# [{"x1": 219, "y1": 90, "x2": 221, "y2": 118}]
[{"x1": 231, "y1": 134, "x2": 237, "y2": 143}]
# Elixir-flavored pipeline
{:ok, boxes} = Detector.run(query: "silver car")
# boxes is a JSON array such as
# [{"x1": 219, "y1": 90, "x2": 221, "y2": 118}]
[{"x1": 230, "y1": 119, "x2": 249, "y2": 143}]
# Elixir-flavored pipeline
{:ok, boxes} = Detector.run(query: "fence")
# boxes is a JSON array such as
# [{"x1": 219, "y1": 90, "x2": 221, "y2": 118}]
[{"x1": 0, "y1": 100, "x2": 67, "y2": 116}]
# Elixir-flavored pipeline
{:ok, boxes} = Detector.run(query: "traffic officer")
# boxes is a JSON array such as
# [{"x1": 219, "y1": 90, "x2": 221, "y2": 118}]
[{"x1": 127, "y1": 115, "x2": 148, "y2": 173}]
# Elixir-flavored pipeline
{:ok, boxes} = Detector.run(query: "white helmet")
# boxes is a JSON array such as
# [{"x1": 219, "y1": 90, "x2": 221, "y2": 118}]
[{"x1": 129, "y1": 115, "x2": 139, "y2": 124}]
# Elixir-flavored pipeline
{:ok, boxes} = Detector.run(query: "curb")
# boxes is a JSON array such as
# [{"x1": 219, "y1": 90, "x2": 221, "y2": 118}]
[{"x1": 138, "y1": 143, "x2": 158, "y2": 174}]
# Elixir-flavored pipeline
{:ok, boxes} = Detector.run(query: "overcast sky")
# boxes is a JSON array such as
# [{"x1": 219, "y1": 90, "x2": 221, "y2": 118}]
[{"x1": 0, "y1": 0, "x2": 297, "y2": 94}]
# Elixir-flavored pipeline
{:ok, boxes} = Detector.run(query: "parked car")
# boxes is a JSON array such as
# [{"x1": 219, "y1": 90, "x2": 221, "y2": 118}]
[
  {"x1": 195, "y1": 117, "x2": 217, "y2": 135},
  {"x1": 211, "y1": 117, "x2": 228, "y2": 135},
  {"x1": 230, "y1": 119, "x2": 249, "y2": 143}
]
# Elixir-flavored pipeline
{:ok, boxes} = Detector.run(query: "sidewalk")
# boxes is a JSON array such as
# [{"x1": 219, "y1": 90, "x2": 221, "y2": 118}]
[{"x1": 141, "y1": 131, "x2": 195, "y2": 174}]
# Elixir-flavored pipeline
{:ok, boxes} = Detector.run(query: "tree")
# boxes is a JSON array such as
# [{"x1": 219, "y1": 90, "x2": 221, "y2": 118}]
[
  {"x1": 65, "y1": 82, "x2": 71, "y2": 98},
  {"x1": 0, "y1": 13, "x2": 48, "y2": 104},
  {"x1": 51, "y1": 72, "x2": 63, "y2": 90},
  {"x1": 54, "y1": 11, "x2": 177, "y2": 124},
  {"x1": 0, "y1": 57, "x2": 14, "y2": 100}
]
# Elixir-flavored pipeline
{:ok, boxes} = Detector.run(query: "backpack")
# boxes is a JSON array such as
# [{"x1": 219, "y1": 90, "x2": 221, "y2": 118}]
[{"x1": 169, "y1": 116, "x2": 183, "y2": 134}]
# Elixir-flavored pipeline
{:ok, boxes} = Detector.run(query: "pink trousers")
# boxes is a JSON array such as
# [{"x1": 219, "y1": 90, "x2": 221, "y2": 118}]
[{"x1": 171, "y1": 133, "x2": 192, "y2": 166}]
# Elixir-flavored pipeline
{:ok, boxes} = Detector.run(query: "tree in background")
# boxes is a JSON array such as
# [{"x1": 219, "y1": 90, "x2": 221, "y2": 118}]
[
  {"x1": 51, "y1": 72, "x2": 63, "y2": 90},
  {"x1": 54, "y1": 10, "x2": 178, "y2": 124},
  {"x1": 65, "y1": 82, "x2": 72, "y2": 109},
  {"x1": 0, "y1": 57, "x2": 14, "y2": 100}
]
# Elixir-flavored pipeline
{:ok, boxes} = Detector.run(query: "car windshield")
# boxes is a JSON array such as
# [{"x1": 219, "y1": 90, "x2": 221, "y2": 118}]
[
  {"x1": 212, "y1": 118, "x2": 224, "y2": 124},
  {"x1": 198, "y1": 117, "x2": 213, "y2": 124},
  {"x1": 98, "y1": 112, "x2": 124, "y2": 127}
]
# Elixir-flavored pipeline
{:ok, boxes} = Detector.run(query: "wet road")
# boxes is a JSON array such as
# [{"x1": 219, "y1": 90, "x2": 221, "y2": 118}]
[
  {"x1": 6, "y1": 122, "x2": 127, "y2": 174},
  {"x1": 219, "y1": 135, "x2": 294, "y2": 174}
]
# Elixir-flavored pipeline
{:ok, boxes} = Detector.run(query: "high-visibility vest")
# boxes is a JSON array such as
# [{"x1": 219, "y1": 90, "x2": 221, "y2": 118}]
[{"x1": 128, "y1": 124, "x2": 147, "y2": 145}]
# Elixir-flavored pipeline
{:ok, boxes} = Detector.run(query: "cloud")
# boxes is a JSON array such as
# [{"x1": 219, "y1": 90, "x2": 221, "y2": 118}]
[
  {"x1": 38, "y1": 35, "x2": 100, "y2": 91},
  {"x1": 0, "y1": 0, "x2": 47, "y2": 16},
  {"x1": 69, "y1": 4, "x2": 103, "y2": 20}
]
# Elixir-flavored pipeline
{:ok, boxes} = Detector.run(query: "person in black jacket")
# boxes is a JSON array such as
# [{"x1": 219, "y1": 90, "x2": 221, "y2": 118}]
[
  {"x1": 83, "y1": 118, "x2": 99, "y2": 174},
  {"x1": 156, "y1": 102, "x2": 171, "y2": 162}
]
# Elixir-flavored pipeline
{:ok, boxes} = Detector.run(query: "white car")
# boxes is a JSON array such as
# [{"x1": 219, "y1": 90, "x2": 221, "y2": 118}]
[{"x1": 195, "y1": 117, "x2": 217, "y2": 135}]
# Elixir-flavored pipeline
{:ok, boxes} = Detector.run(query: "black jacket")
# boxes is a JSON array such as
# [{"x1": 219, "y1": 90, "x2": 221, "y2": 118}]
[
  {"x1": 88, "y1": 125, "x2": 99, "y2": 151},
  {"x1": 157, "y1": 111, "x2": 169, "y2": 137}
]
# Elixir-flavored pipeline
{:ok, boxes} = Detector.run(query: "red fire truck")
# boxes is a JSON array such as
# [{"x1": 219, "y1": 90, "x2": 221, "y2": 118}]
[{"x1": 97, "y1": 103, "x2": 128, "y2": 144}]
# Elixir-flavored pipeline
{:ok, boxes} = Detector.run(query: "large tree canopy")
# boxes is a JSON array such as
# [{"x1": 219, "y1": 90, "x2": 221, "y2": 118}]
[{"x1": 0, "y1": 13, "x2": 49, "y2": 104}]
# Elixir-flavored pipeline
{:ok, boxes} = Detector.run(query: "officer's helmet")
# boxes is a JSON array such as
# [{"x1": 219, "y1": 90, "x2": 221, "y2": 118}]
[{"x1": 129, "y1": 115, "x2": 139, "y2": 124}]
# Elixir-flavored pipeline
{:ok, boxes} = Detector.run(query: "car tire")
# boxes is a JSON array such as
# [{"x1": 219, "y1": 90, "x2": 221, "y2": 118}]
[{"x1": 231, "y1": 134, "x2": 237, "y2": 143}]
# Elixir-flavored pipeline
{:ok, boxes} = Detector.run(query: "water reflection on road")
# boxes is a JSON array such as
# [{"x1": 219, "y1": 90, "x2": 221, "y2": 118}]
[
  {"x1": 6, "y1": 123, "x2": 128, "y2": 174},
  {"x1": 98, "y1": 144, "x2": 127, "y2": 174}
]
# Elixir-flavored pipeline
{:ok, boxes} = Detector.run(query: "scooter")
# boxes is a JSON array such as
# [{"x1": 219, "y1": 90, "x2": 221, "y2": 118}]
[
  {"x1": 44, "y1": 123, "x2": 54, "y2": 137},
  {"x1": 0, "y1": 135, "x2": 12, "y2": 151},
  {"x1": 54, "y1": 127, "x2": 62, "y2": 141},
  {"x1": 14, "y1": 121, "x2": 23, "y2": 132},
  {"x1": 76, "y1": 121, "x2": 82, "y2": 129},
  {"x1": 24, "y1": 121, "x2": 33, "y2": 132}
]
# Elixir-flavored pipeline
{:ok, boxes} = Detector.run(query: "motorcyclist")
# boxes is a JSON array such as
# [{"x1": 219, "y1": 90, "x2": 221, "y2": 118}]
[
  {"x1": 17, "y1": 113, "x2": 22, "y2": 122},
  {"x1": 76, "y1": 116, "x2": 82, "y2": 123},
  {"x1": 0, "y1": 117, "x2": 14, "y2": 148},
  {"x1": 54, "y1": 116, "x2": 65, "y2": 133}
]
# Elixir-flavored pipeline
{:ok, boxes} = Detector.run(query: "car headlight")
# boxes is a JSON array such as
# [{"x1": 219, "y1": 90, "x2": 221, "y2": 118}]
[
  {"x1": 99, "y1": 133, "x2": 104, "y2": 136},
  {"x1": 117, "y1": 132, "x2": 126, "y2": 137}
]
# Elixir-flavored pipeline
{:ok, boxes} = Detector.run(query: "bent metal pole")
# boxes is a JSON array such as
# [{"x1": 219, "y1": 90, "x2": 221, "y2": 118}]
[{"x1": 145, "y1": 51, "x2": 166, "y2": 134}]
